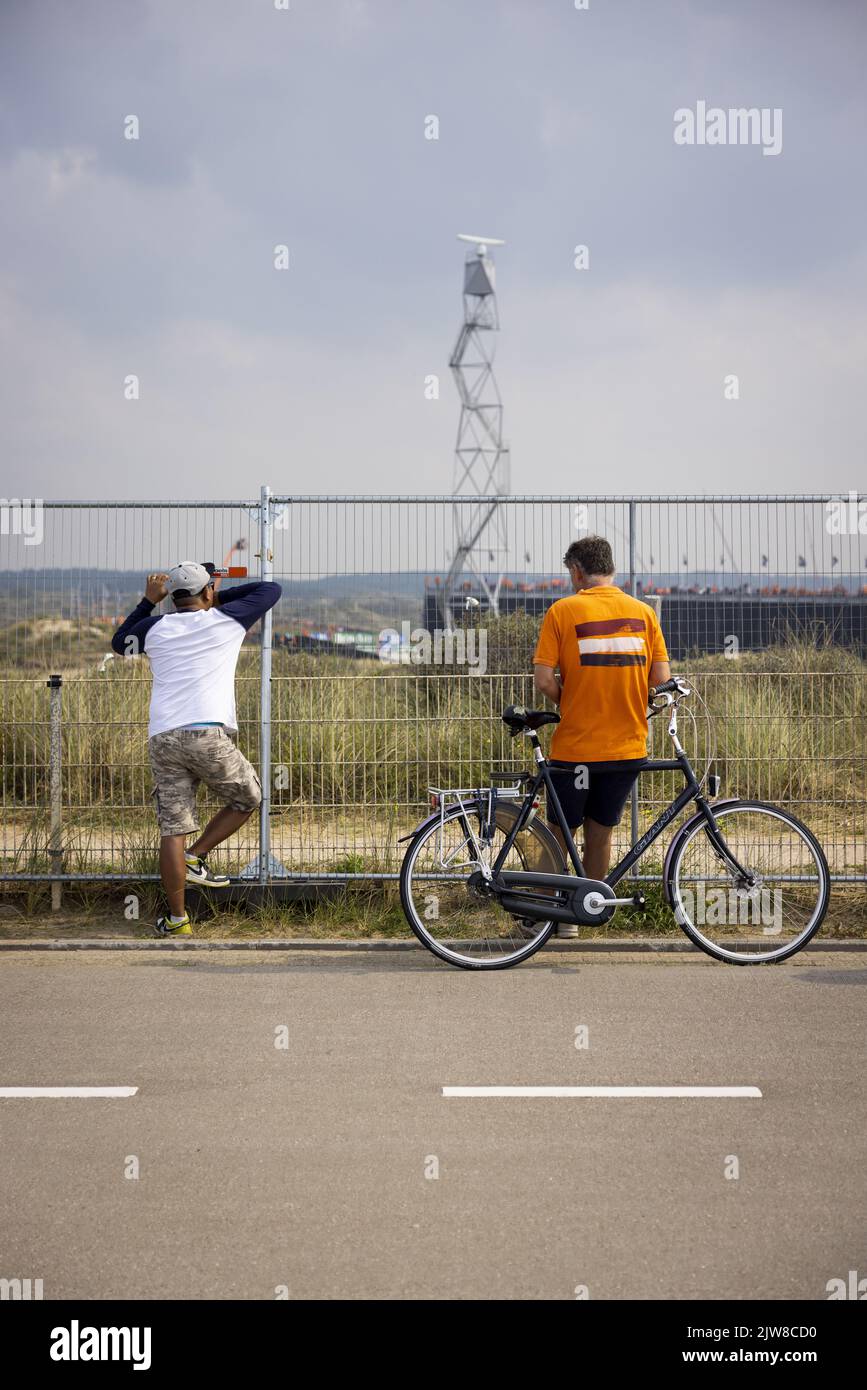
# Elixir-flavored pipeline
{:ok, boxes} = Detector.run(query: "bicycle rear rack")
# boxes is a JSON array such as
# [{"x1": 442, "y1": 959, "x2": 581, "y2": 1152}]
[{"x1": 426, "y1": 774, "x2": 539, "y2": 875}]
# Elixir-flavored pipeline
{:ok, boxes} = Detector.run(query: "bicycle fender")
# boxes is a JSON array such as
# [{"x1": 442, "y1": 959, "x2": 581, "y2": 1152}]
[
  {"x1": 396, "y1": 800, "x2": 486, "y2": 844},
  {"x1": 397, "y1": 801, "x2": 565, "y2": 876}
]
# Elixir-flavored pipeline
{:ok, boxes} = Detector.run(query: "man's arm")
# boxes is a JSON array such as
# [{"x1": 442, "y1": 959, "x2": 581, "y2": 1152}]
[
  {"x1": 532, "y1": 602, "x2": 562, "y2": 705},
  {"x1": 649, "y1": 659, "x2": 671, "y2": 689},
  {"x1": 214, "y1": 581, "x2": 262, "y2": 608},
  {"x1": 648, "y1": 608, "x2": 670, "y2": 690},
  {"x1": 110, "y1": 573, "x2": 166, "y2": 656},
  {"x1": 217, "y1": 580, "x2": 282, "y2": 632},
  {"x1": 534, "y1": 663, "x2": 562, "y2": 706}
]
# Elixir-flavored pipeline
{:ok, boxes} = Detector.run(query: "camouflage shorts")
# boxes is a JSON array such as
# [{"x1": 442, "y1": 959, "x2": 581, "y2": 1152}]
[{"x1": 148, "y1": 726, "x2": 262, "y2": 837}]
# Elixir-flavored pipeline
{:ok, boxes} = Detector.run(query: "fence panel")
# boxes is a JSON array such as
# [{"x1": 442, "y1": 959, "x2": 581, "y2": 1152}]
[{"x1": 0, "y1": 493, "x2": 864, "y2": 889}]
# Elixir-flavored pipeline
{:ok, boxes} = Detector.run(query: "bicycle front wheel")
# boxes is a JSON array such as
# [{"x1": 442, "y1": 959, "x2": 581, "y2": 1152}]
[
  {"x1": 667, "y1": 800, "x2": 830, "y2": 964},
  {"x1": 399, "y1": 801, "x2": 566, "y2": 969}
]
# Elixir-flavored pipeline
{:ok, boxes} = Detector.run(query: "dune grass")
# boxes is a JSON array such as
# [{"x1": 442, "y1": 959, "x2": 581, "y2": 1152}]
[{"x1": 0, "y1": 626, "x2": 864, "y2": 933}]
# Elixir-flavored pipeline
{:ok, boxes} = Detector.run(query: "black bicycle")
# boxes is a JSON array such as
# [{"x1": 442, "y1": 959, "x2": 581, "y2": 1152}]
[{"x1": 399, "y1": 677, "x2": 830, "y2": 970}]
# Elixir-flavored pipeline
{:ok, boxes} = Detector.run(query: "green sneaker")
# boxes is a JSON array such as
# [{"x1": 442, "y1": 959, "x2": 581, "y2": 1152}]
[{"x1": 154, "y1": 913, "x2": 192, "y2": 937}]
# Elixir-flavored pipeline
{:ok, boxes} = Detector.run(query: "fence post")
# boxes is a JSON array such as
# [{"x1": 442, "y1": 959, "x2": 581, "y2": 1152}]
[
  {"x1": 46, "y1": 673, "x2": 63, "y2": 911},
  {"x1": 628, "y1": 502, "x2": 639, "y2": 877},
  {"x1": 258, "y1": 485, "x2": 273, "y2": 885}
]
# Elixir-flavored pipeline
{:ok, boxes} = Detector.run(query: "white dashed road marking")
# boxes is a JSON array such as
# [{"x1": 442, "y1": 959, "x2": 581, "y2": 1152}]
[
  {"x1": 443, "y1": 1085, "x2": 762, "y2": 1098},
  {"x1": 0, "y1": 1086, "x2": 138, "y2": 1098}
]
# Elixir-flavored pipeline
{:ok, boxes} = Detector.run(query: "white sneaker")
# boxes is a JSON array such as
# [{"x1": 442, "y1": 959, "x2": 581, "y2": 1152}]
[{"x1": 185, "y1": 855, "x2": 230, "y2": 888}]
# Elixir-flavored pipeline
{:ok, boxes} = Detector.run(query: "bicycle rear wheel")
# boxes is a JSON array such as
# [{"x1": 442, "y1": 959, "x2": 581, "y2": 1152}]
[
  {"x1": 667, "y1": 800, "x2": 829, "y2": 963},
  {"x1": 399, "y1": 801, "x2": 566, "y2": 969}
]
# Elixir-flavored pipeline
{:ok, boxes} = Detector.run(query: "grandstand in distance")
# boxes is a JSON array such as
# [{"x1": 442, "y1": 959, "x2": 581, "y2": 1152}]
[{"x1": 423, "y1": 585, "x2": 867, "y2": 662}]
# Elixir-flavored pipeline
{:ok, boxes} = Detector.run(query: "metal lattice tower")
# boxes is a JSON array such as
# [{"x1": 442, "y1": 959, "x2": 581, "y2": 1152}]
[{"x1": 442, "y1": 234, "x2": 511, "y2": 628}]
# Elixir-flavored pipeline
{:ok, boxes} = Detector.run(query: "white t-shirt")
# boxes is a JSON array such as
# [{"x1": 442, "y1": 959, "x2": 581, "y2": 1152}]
[
  {"x1": 144, "y1": 609, "x2": 248, "y2": 737},
  {"x1": 110, "y1": 581, "x2": 283, "y2": 739}
]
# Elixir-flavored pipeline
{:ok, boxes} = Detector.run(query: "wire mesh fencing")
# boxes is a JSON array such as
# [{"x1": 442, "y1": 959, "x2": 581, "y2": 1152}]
[{"x1": 0, "y1": 493, "x2": 864, "y2": 893}]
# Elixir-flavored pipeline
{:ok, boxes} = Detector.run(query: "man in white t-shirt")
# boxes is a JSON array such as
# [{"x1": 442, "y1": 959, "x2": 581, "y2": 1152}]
[{"x1": 112, "y1": 561, "x2": 281, "y2": 937}]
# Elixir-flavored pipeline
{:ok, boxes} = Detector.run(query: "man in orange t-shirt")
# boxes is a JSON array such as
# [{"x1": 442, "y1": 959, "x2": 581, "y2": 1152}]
[{"x1": 533, "y1": 535, "x2": 671, "y2": 901}]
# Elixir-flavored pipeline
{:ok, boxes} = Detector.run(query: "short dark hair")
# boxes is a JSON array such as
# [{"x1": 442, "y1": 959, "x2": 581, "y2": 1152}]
[
  {"x1": 172, "y1": 583, "x2": 211, "y2": 608},
  {"x1": 563, "y1": 535, "x2": 615, "y2": 577}
]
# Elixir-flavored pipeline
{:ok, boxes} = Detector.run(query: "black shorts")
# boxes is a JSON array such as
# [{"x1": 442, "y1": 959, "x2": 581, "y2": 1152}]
[{"x1": 546, "y1": 759, "x2": 646, "y2": 830}]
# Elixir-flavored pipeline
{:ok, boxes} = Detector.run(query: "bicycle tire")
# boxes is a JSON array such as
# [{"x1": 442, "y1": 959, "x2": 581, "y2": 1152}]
[
  {"x1": 666, "y1": 799, "x2": 830, "y2": 964},
  {"x1": 399, "y1": 801, "x2": 564, "y2": 970}
]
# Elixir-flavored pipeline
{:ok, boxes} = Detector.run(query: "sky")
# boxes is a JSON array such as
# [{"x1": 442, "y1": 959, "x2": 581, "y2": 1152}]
[{"x1": 1, "y1": 0, "x2": 865, "y2": 503}]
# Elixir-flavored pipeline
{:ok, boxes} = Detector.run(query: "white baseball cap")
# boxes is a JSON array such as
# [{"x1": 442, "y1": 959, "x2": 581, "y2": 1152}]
[{"x1": 166, "y1": 561, "x2": 212, "y2": 597}]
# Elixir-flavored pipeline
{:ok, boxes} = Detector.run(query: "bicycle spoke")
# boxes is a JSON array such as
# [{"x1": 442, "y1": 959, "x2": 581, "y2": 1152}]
[
  {"x1": 401, "y1": 806, "x2": 563, "y2": 968},
  {"x1": 670, "y1": 804, "x2": 828, "y2": 963}
]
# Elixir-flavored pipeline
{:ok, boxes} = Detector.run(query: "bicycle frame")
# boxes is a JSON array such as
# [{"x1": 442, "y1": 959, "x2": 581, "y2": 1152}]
[
  {"x1": 486, "y1": 729, "x2": 753, "y2": 901},
  {"x1": 488, "y1": 752, "x2": 703, "y2": 882}
]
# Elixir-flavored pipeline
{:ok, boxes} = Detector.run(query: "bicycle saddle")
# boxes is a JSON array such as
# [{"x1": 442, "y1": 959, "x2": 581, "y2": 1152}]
[{"x1": 501, "y1": 705, "x2": 561, "y2": 736}]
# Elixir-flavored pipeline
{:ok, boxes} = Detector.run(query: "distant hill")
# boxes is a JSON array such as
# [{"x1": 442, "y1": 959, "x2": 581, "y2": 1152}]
[{"x1": 0, "y1": 568, "x2": 861, "y2": 595}]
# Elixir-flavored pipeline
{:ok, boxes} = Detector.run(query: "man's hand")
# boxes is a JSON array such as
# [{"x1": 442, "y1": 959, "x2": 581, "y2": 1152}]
[{"x1": 145, "y1": 572, "x2": 169, "y2": 604}]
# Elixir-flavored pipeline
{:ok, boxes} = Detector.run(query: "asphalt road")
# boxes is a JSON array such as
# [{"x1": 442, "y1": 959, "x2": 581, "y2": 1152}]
[{"x1": 0, "y1": 948, "x2": 864, "y2": 1300}]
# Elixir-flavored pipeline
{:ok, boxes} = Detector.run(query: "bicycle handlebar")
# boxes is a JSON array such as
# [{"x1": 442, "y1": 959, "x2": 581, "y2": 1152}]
[{"x1": 650, "y1": 677, "x2": 691, "y2": 698}]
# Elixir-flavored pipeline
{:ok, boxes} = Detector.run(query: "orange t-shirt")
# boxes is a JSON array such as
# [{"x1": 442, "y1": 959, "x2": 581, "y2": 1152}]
[{"x1": 532, "y1": 586, "x2": 669, "y2": 762}]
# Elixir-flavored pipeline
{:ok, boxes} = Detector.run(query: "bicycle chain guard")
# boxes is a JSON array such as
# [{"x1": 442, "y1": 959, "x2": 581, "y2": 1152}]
[{"x1": 478, "y1": 871, "x2": 619, "y2": 927}]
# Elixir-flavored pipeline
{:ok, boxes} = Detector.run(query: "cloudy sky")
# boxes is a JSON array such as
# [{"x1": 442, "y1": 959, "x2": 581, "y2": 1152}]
[{"x1": 1, "y1": 0, "x2": 865, "y2": 502}]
